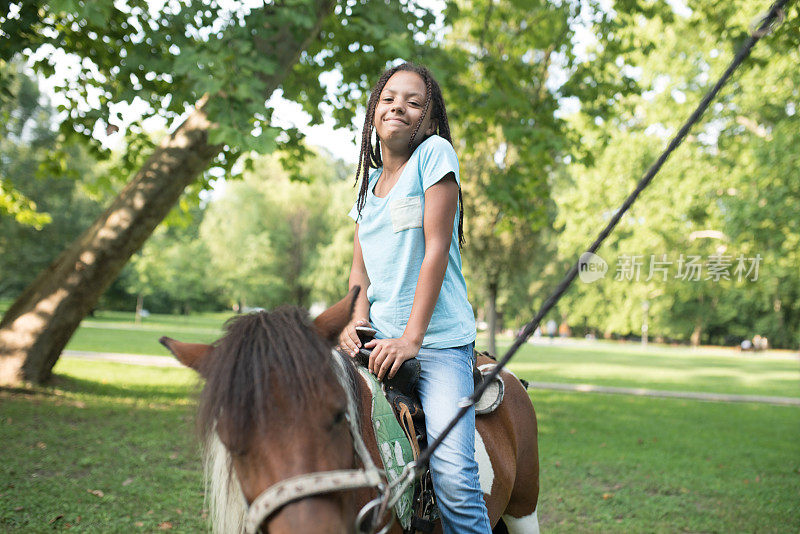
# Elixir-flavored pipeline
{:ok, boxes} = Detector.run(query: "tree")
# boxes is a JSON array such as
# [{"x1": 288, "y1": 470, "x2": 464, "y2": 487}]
[
  {"x1": 0, "y1": 67, "x2": 107, "y2": 298},
  {"x1": 123, "y1": 205, "x2": 224, "y2": 316},
  {"x1": 200, "y1": 150, "x2": 352, "y2": 310},
  {"x1": 553, "y1": 0, "x2": 800, "y2": 347},
  {"x1": 439, "y1": 0, "x2": 666, "y2": 352},
  {"x1": 0, "y1": 0, "x2": 438, "y2": 384},
  {"x1": 459, "y1": 134, "x2": 549, "y2": 353},
  {"x1": 554, "y1": 127, "x2": 728, "y2": 343},
  {"x1": 0, "y1": 61, "x2": 54, "y2": 230}
]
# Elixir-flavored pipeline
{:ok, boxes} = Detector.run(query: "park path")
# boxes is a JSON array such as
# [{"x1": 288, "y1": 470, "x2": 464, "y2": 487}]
[
  {"x1": 62, "y1": 350, "x2": 800, "y2": 407},
  {"x1": 528, "y1": 381, "x2": 800, "y2": 407}
]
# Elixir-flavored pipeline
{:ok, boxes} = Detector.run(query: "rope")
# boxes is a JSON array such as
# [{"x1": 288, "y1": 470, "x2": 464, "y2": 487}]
[{"x1": 414, "y1": 0, "x2": 791, "y2": 470}]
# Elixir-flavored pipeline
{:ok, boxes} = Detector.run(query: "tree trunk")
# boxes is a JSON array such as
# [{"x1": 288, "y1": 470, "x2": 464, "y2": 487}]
[
  {"x1": 0, "y1": 0, "x2": 334, "y2": 386},
  {"x1": 487, "y1": 280, "x2": 498, "y2": 356},
  {"x1": 690, "y1": 323, "x2": 702, "y2": 347},
  {"x1": 135, "y1": 293, "x2": 145, "y2": 325}
]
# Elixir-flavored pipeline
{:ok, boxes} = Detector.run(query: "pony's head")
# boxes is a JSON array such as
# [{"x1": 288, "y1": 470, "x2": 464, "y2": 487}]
[{"x1": 162, "y1": 288, "x2": 367, "y2": 533}]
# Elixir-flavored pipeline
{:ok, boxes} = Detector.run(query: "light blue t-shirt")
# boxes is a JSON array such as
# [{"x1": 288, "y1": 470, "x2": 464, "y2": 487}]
[{"x1": 348, "y1": 135, "x2": 476, "y2": 349}]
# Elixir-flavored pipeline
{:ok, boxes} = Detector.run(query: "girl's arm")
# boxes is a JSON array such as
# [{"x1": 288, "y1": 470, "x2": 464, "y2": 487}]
[
  {"x1": 339, "y1": 225, "x2": 372, "y2": 356},
  {"x1": 366, "y1": 173, "x2": 459, "y2": 379}
]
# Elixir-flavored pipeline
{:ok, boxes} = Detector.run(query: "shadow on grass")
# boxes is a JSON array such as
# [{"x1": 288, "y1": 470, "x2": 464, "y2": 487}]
[
  {"x1": 0, "y1": 386, "x2": 57, "y2": 398},
  {"x1": 48, "y1": 373, "x2": 201, "y2": 403}
]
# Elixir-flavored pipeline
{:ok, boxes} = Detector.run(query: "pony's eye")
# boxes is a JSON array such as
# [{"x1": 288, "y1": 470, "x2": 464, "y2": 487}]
[{"x1": 332, "y1": 409, "x2": 347, "y2": 426}]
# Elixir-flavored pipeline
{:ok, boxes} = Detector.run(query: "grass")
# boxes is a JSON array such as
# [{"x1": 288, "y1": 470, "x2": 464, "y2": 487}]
[
  {"x1": 64, "y1": 312, "x2": 800, "y2": 400},
  {"x1": 533, "y1": 390, "x2": 800, "y2": 532},
  {"x1": 2, "y1": 311, "x2": 799, "y2": 531},
  {"x1": 2, "y1": 358, "x2": 797, "y2": 533},
  {"x1": 0, "y1": 360, "x2": 205, "y2": 533},
  {"x1": 65, "y1": 310, "x2": 228, "y2": 355},
  {"x1": 477, "y1": 338, "x2": 800, "y2": 399}
]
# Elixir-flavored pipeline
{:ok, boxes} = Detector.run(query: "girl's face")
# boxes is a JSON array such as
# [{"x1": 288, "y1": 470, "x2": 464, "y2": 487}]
[{"x1": 373, "y1": 70, "x2": 436, "y2": 153}]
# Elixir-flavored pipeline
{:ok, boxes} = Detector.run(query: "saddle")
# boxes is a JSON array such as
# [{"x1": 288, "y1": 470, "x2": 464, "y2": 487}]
[{"x1": 351, "y1": 327, "x2": 506, "y2": 534}]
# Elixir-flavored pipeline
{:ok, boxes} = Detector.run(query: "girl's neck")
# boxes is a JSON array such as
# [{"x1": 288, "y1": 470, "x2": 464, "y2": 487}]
[{"x1": 380, "y1": 147, "x2": 411, "y2": 178}]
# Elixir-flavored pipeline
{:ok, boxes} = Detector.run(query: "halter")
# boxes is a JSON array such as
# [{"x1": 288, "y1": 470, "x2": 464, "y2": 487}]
[{"x1": 242, "y1": 351, "x2": 391, "y2": 534}]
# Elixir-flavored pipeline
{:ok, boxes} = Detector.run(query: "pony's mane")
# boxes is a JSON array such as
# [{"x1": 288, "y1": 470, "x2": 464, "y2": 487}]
[
  {"x1": 197, "y1": 306, "x2": 344, "y2": 454},
  {"x1": 197, "y1": 306, "x2": 363, "y2": 533}
]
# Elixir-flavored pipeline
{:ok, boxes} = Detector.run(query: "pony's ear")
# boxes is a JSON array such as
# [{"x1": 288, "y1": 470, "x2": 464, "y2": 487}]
[
  {"x1": 160, "y1": 337, "x2": 212, "y2": 376},
  {"x1": 313, "y1": 286, "x2": 360, "y2": 343}
]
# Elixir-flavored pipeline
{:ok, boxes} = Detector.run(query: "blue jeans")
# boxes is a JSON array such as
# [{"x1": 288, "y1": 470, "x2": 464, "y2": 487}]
[{"x1": 416, "y1": 343, "x2": 491, "y2": 533}]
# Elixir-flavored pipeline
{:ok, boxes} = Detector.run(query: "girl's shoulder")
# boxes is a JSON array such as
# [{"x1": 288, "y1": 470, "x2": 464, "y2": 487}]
[
  {"x1": 416, "y1": 134, "x2": 455, "y2": 157},
  {"x1": 413, "y1": 135, "x2": 460, "y2": 189}
]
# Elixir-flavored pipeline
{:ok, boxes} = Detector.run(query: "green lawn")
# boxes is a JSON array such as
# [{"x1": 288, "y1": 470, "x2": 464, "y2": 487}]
[
  {"x1": 2, "y1": 358, "x2": 797, "y2": 532},
  {"x1": 534, "y1": 390, "x2": 799, "y2": 532},
  {"x1": 0, "y1": 360, "x2": 205, "y2": 532},
  {"x1": 501, "y1": 342, "x2": 800, "y2": 399},
  {"x1": 64, "y1": 310, "x2": 229, "y2": 355},
  {"x1": 2, "y1": 312, "x2": 799, "y2": 532},
  {"x1": 64, "y1": 312, "x2": 800, "y2": 400}
]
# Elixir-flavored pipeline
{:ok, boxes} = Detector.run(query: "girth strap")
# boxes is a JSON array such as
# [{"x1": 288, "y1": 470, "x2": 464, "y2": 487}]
[{"x1": 245, "y1": 468, "x2": 383, "y2": 533}]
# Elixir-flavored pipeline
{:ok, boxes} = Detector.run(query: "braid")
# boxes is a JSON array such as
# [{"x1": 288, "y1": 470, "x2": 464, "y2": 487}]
[
  {"x1": 407, "y1": 76, "x2": 432, "y2": 151},
  {"x1": 354, "y1": 63, "x2": 465, "y2": 248},
  {"x1": 424, "y1": 84, "x2": 463, "y2": 247}
]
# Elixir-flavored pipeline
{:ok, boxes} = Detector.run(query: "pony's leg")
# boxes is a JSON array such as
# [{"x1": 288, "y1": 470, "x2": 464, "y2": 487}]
[{"x1": 501, "y1": 509, "x2": 540, "y2": 534}]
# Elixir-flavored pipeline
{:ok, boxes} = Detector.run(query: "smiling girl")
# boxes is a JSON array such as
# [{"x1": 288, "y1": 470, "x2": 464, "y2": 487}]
[{"x1": 338, "y1": 63, "x2": 490, "y2": 533}]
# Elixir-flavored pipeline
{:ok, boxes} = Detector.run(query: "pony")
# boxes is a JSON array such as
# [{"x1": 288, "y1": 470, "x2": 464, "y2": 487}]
[{"x1": 161, "y1": 288, "x2": 539, "y2": 533}]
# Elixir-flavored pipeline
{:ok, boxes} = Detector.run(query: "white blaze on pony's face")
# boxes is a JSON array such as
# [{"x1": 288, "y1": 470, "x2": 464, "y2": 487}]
[{"x1": 224, "y1": 388, "x2": 357, "y2": 534}]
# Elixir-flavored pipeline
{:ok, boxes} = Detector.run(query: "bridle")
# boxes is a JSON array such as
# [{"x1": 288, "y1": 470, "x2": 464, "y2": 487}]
[
  {"x1": 242, "y1": 351, "x2": 392, "y2": 534},
  {"x1": 244, "y1": 469, "x2": 384, "y2": 533}
]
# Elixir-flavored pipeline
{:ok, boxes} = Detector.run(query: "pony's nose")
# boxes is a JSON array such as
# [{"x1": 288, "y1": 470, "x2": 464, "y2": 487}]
[{"x1": 265, "y1": 497, "x2": 351, "y2": 534}]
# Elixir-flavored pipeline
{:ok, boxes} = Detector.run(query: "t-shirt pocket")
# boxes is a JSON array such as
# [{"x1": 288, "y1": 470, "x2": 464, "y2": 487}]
[{"x1": 390, "y1": 196, "x2": 423, "y2": 232}]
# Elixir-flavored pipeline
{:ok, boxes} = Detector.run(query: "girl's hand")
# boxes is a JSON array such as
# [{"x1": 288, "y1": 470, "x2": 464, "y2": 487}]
[
  {"x1": 338, "y1": 318, "x2": 369, "y2": 357},
  {"x1": 364, "y1": 336, "x2": 421, "y2": 381}
]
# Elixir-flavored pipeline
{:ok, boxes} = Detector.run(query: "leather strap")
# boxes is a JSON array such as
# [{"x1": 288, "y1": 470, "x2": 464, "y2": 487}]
[
  {"x1": 245, "y1": 469, "x2": 383, "y2": 533},
  {"x1": 397, "y1": 403, "x2": 421, "y2": 460}
]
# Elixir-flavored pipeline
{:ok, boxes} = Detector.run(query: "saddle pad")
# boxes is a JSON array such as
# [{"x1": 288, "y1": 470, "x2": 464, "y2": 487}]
[{"x1": 357, "y1": 367, "x2": 414, "y2": 530}]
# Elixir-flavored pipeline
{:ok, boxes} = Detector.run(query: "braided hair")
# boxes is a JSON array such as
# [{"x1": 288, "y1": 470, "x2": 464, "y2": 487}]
[{"x1": 353, "y1": 62, "x2": 465, "y2": 247}]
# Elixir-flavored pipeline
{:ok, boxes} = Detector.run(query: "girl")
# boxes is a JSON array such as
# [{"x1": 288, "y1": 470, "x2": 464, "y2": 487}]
[{"x1": 338, "y1": 63, "x2": 491, "y2": 533}]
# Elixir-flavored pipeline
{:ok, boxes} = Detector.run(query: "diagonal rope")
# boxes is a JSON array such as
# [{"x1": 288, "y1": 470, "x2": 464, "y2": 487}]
[{"x1": 414, "y1": 0, "x2": 792, "y2": 471}]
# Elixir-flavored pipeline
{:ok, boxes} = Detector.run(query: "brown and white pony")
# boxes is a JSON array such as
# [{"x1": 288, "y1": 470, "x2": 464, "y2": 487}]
[{"x1": 162, "y1": 288, "x2": 539, "y2": 533}]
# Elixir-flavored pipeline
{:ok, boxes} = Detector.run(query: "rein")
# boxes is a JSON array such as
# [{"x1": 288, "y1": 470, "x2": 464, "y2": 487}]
[{"x1": 242, "y1": 351, "x2": 389, "y2": 533}]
